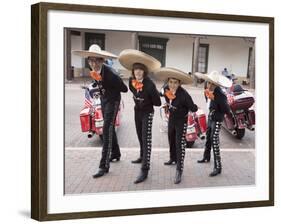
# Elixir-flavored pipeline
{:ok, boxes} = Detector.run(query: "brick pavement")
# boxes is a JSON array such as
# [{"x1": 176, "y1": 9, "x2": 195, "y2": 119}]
[{"x1": 64, "y1": 148, "x2": 255, "y2": 194}]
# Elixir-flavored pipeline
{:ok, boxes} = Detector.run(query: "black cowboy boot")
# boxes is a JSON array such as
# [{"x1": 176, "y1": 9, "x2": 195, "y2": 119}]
[
  {"x1": 92, "y1": 168, "x2": 109, "y2": 178},
  {"x1": 209, "y1": 168, "x2": 221, "y2": 177},
  {"x1": 134, "y1": 169, "x2": 148, "y2": 184},
  {"x1": 174, "y1": 170, "x2": 182, "y2": 184},
  {"x1": 164, "y1": 159, "x2": 176, "y2": 165},
  {"x1": 210, "y1": 151, "x2": 222, "y2": 177},
  {"x1": 131, "y1": 157, "x2": 142, "y2": 164}
]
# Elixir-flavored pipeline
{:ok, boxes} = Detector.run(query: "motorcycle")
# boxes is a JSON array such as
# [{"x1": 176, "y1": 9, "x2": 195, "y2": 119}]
[
  {"x1": 223, "y1": 83, "x2": 255, "y2": 139},
  {"x1": 160, "y1": 105, "x2": 207, "y2": 148},
  {"x1": 79, "y1": 81, "x2": 123, "y2": 141}
]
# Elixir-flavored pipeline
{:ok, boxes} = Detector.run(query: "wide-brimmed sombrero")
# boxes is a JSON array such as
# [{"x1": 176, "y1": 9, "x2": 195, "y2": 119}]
[
  {"x1": 153, "y1": 67, "x2": 193, "y2": 84},
  {"x1": 118, "y1": 49, "x2": 161, "y2": 72},
  {"x1": 72, "y1": 44, "x2": 117, "y2": 59},
  {"x1": 194, "y1": 71, "x2": 232, "y2": 88},
  {"x1": 193, "y1": 72, "x2": 206, "y2": 80}
]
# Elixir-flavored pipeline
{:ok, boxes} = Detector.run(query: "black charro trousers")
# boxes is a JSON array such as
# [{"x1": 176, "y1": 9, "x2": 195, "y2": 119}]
[
  {"x1": 203, "y1": 117, "x2": 222, "y2": 170},
  {"x1": 134, "y1": 110, "x2": 154, "y2": 171},
  {"x1": 99, "y1": 100, "x2": 120, "y2": 170},
  {"x1": 168, "y1": 117, "x2": 188, "y2": 171}
]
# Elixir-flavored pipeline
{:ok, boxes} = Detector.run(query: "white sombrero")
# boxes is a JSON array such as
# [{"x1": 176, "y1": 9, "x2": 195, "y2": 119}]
[
  {"x1": 118, "y1": 49, "x2": 161, "y2": 72},
  {"x1": 72, "y1": 44, "x2": 118, "y2": 59},
  {"x1": 153, "y1": 67, "x2": 193, "y2": 84},
  {"x1": 193, "y1": 72, "x2": 206, "y2": 80},
  {"x1": 194, "y1": 71, "x2": 232, "y2": 88}
]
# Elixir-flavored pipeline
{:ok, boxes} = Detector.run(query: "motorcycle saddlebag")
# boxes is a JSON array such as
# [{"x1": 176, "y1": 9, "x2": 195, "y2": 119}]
[
  {"x1": 195, "y1": 109, "x2": 207, "y2": 133},
  {"x1": 80, "y1": 107, "x2": 91, "y2": 132},
  {"x1": 230, "y1": 92, "x2": 255, "y2": 111}
]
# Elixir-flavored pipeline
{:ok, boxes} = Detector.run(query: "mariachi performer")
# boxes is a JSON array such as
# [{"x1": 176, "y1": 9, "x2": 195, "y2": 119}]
[
  {"x1": 196, "y1": 71, "x2": 232, "y2": 177},
  {"x1": 155, "y1": 68, "x2": 198, "y2": 184},
  {"x1": 73, "y1": 44, "x2": 128, "y2": 178},
  {"x1": 119, "y1": 49, "x2": 161, "y2": 184}
]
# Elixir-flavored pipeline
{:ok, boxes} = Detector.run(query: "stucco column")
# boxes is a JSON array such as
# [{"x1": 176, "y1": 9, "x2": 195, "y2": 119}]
[
  {"x1": 244, "y1": 37, "x2": 255, "y2": 89},
  {"x1": 192, "y1": 37, "x2": 200, "y2": 86},
  {"x1": 64, "y1": 29, "x2": 72, "y2": 81},
  {"x1": 81, "y1": 31, "x2": 85, "y2": 69},
  {"x1": 131, "y1": 32, "x2": 138, "y2": 49},
  {"x1": 249, "y1": 45, "x2": 255, "y2": 89}
]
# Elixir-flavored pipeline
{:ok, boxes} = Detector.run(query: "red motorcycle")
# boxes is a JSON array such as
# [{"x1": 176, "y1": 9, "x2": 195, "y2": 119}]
[
  {"x1": 160, "y1": 106, "x2": 207, "y2": 148},
  {"x1": 223, "y1": 84, "x2": 255, "y2": 139},
  {"x1": 79, "y1": 82, "x2": 123, "y2": 141}
]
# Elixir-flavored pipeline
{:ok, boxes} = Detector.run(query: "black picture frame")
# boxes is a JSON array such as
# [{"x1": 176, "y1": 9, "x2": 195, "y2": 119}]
[{"x1": 31, "y1": 2, "x2": 274, "y2": 221}]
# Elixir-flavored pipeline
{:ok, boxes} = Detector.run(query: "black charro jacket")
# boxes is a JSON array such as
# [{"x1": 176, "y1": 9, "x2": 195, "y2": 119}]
[
  {"x1": 163, "y1": 86, "x2": 198, "y2": 120},
  {"x1": 209, "y1": 86, "x2": 231, "y2": 122},
  {"x1": 99, "y1": 64, "x2": 128, "y2": 104},
  {"x1": 129, "y1": 76, "x2": 161, "y2": 113}
]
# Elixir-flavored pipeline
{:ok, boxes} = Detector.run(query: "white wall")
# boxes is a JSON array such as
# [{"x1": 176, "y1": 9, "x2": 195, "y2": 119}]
[
  {"x1": 104, "y1": 31, "x2": 134, "y2": 70},
  {"x1": 165, "y1": 35, "x2": 193, "y2": 73},
  {"x1": 71, "y1": 35, "x2": 83, "y2": 68},
  {"x1": 71, "y1": 31, "x2": 250, "y2": 77},
  {"x1": 201, "y1": 36, "x2": 250, "y2": 76}
]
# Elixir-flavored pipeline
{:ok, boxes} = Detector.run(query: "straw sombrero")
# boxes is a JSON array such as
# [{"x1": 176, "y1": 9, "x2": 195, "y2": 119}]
[
  {"x1": 72, "y1": 44, "x2": 117, "y2": 59},
  {"x1": 202, "y1": 70, "x2": 232, "y2": 88},
  {"x1": 118, "y1": 49, "x2": 161, "y2": 72},
  {"x1": 153, "y1": 67, "x2": 193, "y2": 84}
]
